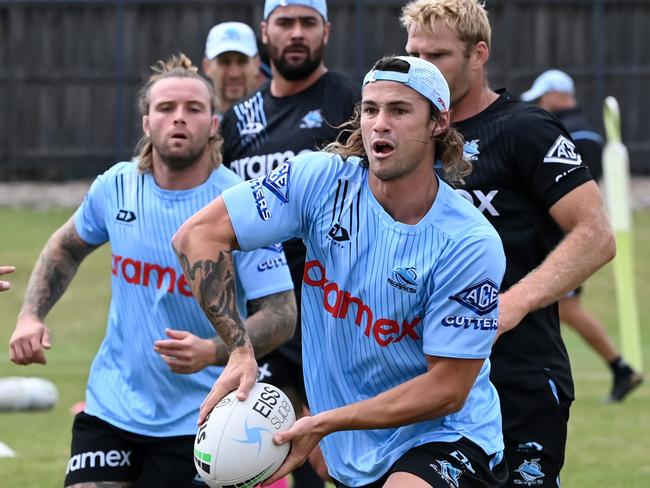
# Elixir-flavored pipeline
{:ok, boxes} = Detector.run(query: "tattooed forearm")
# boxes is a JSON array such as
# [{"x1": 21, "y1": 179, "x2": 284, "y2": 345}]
[
  {"x1": 175, "y1": 248, "x2": 250, "y2": 353},
  {"x1": 211, "y1": 290, "x2": 297, "y2": 365},
  {"x1": 21, "y1": 218, "x2": 98, "y2": 319}
]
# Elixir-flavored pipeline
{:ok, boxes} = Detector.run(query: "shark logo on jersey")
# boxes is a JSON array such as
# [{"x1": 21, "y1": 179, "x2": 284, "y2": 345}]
[
  {"x1": 387, "y1": 266, "x2": 418, "y2": 294},
  {"x1": 449, "y1": 279, "x2": 499, "y2": 315},
  {"x1": 299, "y1": 109, "x2": 324, "y2": 129},
  {"x1": 429, "y1": 460, "x2": 462, "y2": 487},
  {"x1": 463, "y1": 139, "x2": 480, "y2": 161},
  {"x1": 514, "y1": 459, "x2": 545, "y2": 485},
  {"x1": 234, "y1": 92, "x2": 267, "y2": 145},
  {"x1": 543, "y1": 135, "x2": 582, "y2": 165},
  {"x1": 262, "y1": 161, "x2": 291, "y2": 203}
]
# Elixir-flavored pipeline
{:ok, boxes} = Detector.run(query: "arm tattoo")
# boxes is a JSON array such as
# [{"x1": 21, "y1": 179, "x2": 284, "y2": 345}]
[
  {"x1": 211, "y1": 290, "x2": 297, "y2": 365},
  {"x1": 22, "y1": 219, "x2": 99, "y2": 319},
  {"x1": 246, "y1": 290, "x2": 297, "y2": 355},
  {"x1": 175, "y1": 248, "x2": 249, "y2": 353}
]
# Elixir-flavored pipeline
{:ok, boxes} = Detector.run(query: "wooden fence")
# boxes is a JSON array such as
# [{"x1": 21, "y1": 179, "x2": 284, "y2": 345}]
[{"x1": 0, "y1": 0, "x2": 648, "y2": 179}]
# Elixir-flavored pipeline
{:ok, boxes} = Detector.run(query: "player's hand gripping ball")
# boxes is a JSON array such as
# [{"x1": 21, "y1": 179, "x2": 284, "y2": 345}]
[{"x1": 194, "y1": 382, "x2": 296, "y2": 488}]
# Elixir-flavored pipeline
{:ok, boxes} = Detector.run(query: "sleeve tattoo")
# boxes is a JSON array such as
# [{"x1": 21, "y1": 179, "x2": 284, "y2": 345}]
[
  {"x1": 210, "y1": 289, "x2": 297, "y2": 365},
  {"x1": 22, "y1": 218, "x2": 99, "y2": 319},
  {"x1": 175, "y1": 248, "x2": 250, "y2": 353}
]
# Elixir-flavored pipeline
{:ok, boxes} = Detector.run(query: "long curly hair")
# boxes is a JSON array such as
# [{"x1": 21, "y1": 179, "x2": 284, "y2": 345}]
[{"x1": 324, "y1": 57, "x2": 471, "y2": 185}]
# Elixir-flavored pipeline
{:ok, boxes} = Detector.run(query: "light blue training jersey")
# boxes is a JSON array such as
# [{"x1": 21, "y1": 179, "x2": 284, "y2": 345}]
[
  {"x1": 75, "y1": 161, "x2": 293, "y2": 437},
  {"x1": 222, "y1": 152, "x2": 506, "y2": 486}
]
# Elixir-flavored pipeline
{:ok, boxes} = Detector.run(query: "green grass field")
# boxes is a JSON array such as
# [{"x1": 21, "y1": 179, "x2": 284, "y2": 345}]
[{"x1": 1, "y1": 207, "x2": 649, "y2": 487}]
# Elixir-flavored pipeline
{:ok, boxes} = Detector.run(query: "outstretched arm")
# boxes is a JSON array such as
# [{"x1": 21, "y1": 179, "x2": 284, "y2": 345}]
[
  {"x1": 498, "y1": 181, "x2": 616, "y2": 336},
  {"x1": 154, "y1": 289, "x2": 296, "y2": 373},
  {"x1": 10, "y1": 216, "x2": 99, "y2": 364},
  {"x1": 172, "y1": 196, "x2": 258, "y2": 421}
]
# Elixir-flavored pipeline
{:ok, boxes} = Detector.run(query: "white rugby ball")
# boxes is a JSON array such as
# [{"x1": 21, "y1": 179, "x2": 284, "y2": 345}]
[{"x1": 194, "y1": 382, "x2": 295, "y2": 488}]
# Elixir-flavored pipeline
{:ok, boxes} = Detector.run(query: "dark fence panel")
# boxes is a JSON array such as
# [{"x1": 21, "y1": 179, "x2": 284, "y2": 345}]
[{"x1": 0, "y1": 0, "x2": 648, "y2": 179}]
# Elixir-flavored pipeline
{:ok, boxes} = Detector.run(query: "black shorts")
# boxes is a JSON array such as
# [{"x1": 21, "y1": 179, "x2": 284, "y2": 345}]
[
  {"x1": 257, "y1": 350, "x2": 308, "y2": 410},
  {"x1": 498, "y1": 378, "x2": 572, "y2": 487},
  {"x1": 332, "y1": 437, "x2": 508, "y2": 488},
  {"x1": 65, "y1": 412, "x2": 207, "y2": 487}
]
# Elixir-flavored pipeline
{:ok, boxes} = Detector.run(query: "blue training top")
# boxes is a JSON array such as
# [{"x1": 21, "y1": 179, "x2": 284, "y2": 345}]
[
  {"x1": 222, "y1": 152, "x2": 506, "y2": 486},
  {"x1": 75, "y1": 161, "x2": 294, "y2": 437}
]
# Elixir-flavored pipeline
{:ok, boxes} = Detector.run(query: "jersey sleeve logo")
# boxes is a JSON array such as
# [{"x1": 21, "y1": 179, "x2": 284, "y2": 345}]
[
  {"x1": 543, "y1": 135, "x2": 582, "y2": 165},
  {"x1": 449, "y1": 278, "x2": 499, "y2": 315},
  {"x1": 262, "y1": 161, "x2": 291, "y2": 203}
]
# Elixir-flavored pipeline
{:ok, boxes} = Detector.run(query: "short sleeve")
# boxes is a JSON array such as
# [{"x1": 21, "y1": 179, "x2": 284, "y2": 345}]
[
  {"x1": 511, "y1": 108, "x2": 592, "y2": 210},
  {"x1": 423, "y1": 229, "x2": 506, "y2": 359},
  {"x1": 74, "y1": 172, "x2": 110, "y2": 245},
  {"x1": 233, "y1": 244, "x2": 295, "y2": 301},
  {"x1": 222, "y1": 152, "x2": 331, "y2": 251}
]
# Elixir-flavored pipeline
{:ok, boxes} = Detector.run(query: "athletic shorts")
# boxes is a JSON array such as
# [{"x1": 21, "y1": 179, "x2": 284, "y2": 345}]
[
  {"x1": 64, "y1": 412, "x2": 207, "y2": 487},
  {"x1": 332, "y1": 437, "x2": 508, "y2": 488},
  {"x1": 498, "y1": 378, "x2": 572, "y2": 488},
  {"x1": 257, "y1": 350, "x2": 308, "y2": 410}
]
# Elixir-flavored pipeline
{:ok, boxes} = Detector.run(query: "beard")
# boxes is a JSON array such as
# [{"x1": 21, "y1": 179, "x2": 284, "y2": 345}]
[
  {"x1": 271, "y1": 43, "x2": 324, "y2": 81},
  {"x1": 152, "y1": 136, "x2": 208, "y2": 171}
]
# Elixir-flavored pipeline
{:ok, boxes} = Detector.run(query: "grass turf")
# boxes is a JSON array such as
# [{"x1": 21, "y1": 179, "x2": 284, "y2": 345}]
[{"x1": 0, "y1": 206, "x2": 648, "y2": 487}]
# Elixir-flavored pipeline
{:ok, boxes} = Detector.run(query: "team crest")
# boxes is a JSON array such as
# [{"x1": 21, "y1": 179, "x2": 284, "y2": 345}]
[
  {"x1": 429, "y1": 459, "x2": 462, "y2": 487},
  {"x1": 387, "y1": 266, "x2": 418, "y2": 294},
  {"x1": 514, "y1": 459, "x2": 545, "y2": 485},
  {"x1": 543, "y1": 135, "x2": 582, "y2": 165},
  {"x1": 449, "y1": 279, "x2": 499, "y2": 315},
  {"x1": 262, "y1": 161, "x2": 291, "y2": 203},
  {"x1": 463, "y1": 139, "x2": 480, "y2": 161},
  {"x1": 299, "y1": 109, "x2": 324, "y2": 129}
]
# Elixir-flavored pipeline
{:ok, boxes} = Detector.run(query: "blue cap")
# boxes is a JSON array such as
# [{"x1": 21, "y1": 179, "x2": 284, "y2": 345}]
[
  {"x1": 263, "y1": 0, "x2": 328, "y2": 21},
  {"x1": 362, "y1": 56, "x2": 450, "y2": 113}
]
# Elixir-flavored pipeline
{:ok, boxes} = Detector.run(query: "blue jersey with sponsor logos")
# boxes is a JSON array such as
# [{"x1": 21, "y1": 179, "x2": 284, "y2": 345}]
[
  {"x1": 74, "y1": 161, "x2": 293, "y2": 437},
  {"x1": 222, "y1": 152, "x2": 506, "y2": 486}
]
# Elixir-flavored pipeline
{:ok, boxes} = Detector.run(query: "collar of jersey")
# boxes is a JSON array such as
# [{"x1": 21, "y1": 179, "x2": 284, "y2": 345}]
[
  {"x1": 149, "y1": 168, "x2": 220, "y2": 200},
  {"x1": 363, "y1": 173, "x2": 447, "y2": 234}
]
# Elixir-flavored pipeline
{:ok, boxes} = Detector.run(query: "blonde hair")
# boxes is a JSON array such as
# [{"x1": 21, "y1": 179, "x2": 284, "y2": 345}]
[
  {"x1": 325, "y1": 57, "x2": 471, "y2": 185},
  {"x1": 401, "y1": 0, "x2": 491, "y2": 51},
  {"x1": 134, "y1": 53, "x2": 222, "y2": 172}
]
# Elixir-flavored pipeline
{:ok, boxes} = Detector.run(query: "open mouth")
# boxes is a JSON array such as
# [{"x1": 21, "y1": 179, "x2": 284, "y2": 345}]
[
  {"x1": 372, "y1": 140, "x2": 395, "y2": 157},
  {"x1": 170, "y1": 132, "x2": 188, "y2": 141}
]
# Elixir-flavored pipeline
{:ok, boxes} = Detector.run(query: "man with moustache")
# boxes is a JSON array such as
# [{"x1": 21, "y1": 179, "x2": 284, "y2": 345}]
[{"x1": 220, "y1": 1, "x2": 359, "y2": 484}]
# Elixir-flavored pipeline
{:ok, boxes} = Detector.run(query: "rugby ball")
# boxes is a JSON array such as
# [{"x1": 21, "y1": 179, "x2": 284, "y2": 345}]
[{"x1": 194, "y1": 382, "x2": 295, "y2": 488}]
